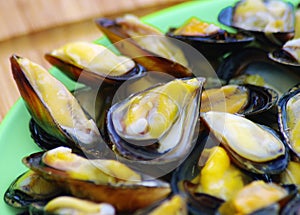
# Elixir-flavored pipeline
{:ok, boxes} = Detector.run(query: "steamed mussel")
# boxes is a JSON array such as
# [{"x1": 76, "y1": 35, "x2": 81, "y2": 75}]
[
  {"x1": 201, "y1": 111, "x2": 288, "y2": 175},
  {"x1": 218, "y1": 181, "x2": 297, "y2": 215},
  {"x1": 10, "y1": 55, "x2": 107, "y2": 157},
  {"x1": 95, "y1": 14, "x2": 193, "y2": 78},
  {"x1": 106, "y1": 77, "x2": 205, "y2": 165},
  {"x1": 45, "y1": 41, "x2": 145, "y2": 86},
  {"x1": 278, "y1": 84, "x2": 300, "y2": 159},
  {"x1": 218, "y1": 0, "x2": 295, "y2": 47},
  {"x1": 23, "y1": 147, "x2": 171, "y2": 212},
  {"x1": 269, "y1": 38, "x2": 300, "y2": 67},
  {"x1": 4, "y1": 170, "x2": 62, "y2": 210},
  {"x1": 200, "y1": 84, "x2": 278, "y2": 116},
  {"x1": 166, "y1": 17, "x2": 254, "y2": 59}
]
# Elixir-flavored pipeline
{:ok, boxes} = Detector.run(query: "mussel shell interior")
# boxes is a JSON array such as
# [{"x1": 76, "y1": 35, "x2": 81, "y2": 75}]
[
  {"x1": 268, "y1": 49, "x2": 300, "y2": 68},
  {"x1": 240, "y1": 84, "x2": 278, "y2": 116}
]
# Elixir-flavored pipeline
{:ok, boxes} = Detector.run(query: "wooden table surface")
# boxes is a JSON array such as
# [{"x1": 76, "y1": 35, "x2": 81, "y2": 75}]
[{"x1": 0, "y1": 1, "x2": 186, "y2": 124}]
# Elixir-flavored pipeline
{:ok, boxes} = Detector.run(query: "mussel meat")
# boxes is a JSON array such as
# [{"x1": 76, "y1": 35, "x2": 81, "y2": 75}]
[
  {"x1": 10, "y1": 55, "x2": 106, "y2": 157},
  {"x1": 29, "y1": 196, "x2": 115, "y2": 215},
  {"x1": 134, "y1": 195, "x2": 187, "y2": 215},
  {"x1": 278, "y1": 84, "x2": 300, "y2": 159},
  {"x1": 218, "y1": 0, "x2": 295, "y2": 46},
  {"x1": 201, "y1": 111, "x2": 288, "y2": 175},
  {"x1": 23, "y1": 147, "x2": 171, "y2": 212},
  {"x1": 218, "y1": 180, "x2": 297, "y2": 215},
  {"x1": 45, "y1": 41, "x2": 145, "y2": 85},
  {"x1": 95, "y1": 15, "x2": 193, "y2": 78},
  {"x1": 200, "y1": 84, "x2": 278, "y2": 116},
  {"x1": 166, "y1": 17, "x2": 254, "y2": 59},
  {"x1": 107, "y1": 77, "x2": 204, "y2": 164}
]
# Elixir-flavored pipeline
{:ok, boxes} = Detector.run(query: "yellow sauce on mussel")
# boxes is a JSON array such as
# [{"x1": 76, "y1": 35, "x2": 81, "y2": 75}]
[
  {"x1": 42, "y1": 147, "x2": 141, "y2": 184},
  {"x1": 202, "y1": 112, "x2": 285, "y2": 162},
  {"x1": 200, "y1": 85, "x2": 248, "y2": 113},
  {"x1": 173, "y1": 17, "x2": 220, "y2": 36},
  {"x1": 286, "y1": 94, "x2": 300, "y2": 153},
  {"x1": 194, "y1": 146, "x2": 246, "y2": 200},
  {"x1": 17, "y1": 57, "x2": 100, "y2": 144},
  {"x1": 149, "y1": 195, "x2": 187, "y2": 215},
  {"x1": 219, "y1": 181, "x2": 288, "y2": 215},
  {"x1": 117, "y1": 78, "x2": 201, "y2": 140},
  {"x1": 44, "y1": 196, "x2": 115, "y2": 215},
  {"x1": 50, "y1": 41, "x2": 135, "y2": 76},
  {"x1": 233, "y1": 0, "x2": 292, "y2": 32}
]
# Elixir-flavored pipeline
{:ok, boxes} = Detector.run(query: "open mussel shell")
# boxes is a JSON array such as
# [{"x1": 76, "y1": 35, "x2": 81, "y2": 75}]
[
  {"x1": 106, "y1": 77, "x2": 204, "y2": 177},
  {"x1": 201, "y1": 84, "x2": 278, "y2": 117},
  {"x1": 166, "y1": 28, "x2": 254, "y2": 59},
  {"x1": 217, "y1": 182, "x2": 298, "y2": 215},
  {"x1": 23, "y1": 151, "x2": 171, "y2": 212},
  {"x1": 218, "y1": 0, "x2": 295, "y2": 47},
  {"x1": 28, "y1": 86, "x2": 114, "y2": 157},
  {"x1": 10, "y1": 55, "x2": 109, "y2": 158},
  {"x1": 201, "y1": 112, "x2": 289, "y2": 175},
  {"x1": 95, "y1": 16, "x2": 193, "y2": 78},
  {"x1": 278, "y1": 84, "x2": 300, "y2": 159},
  {"x1": 268, "y1": 38, "x2": 300, "y2": 68},
  {"x1": 4, "y1": 170, "x2": 62, "y2": 210},
  {"x1": 45, "y1": 41, "x2": 145, "y2": 86}
]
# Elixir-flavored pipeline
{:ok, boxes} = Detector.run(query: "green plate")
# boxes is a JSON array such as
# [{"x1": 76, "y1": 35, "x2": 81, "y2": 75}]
[{"x1": 1, "y1": 0, "x2": 300, "y2": 214}]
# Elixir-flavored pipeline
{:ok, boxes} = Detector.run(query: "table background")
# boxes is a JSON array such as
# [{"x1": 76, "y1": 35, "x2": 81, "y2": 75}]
[{"x1": 0, "y1": 0, "x2": 186, "y2": 123}]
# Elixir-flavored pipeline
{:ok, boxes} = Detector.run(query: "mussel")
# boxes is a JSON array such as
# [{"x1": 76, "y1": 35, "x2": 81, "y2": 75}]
[
  {"x1": 95, "y1": 15, "x2": 193, "y2": 78},
  {"x1": 200, "y1": 84, "x2": 278, "y2": 116},
  {"x1": 201, "y1": 111, "x2": 288, "y2": 175},
  {"x1": 4, "y1": 170, "x2": 62, "y2": 210},
  {"x1": 10, "y1": 55, "x2": 108, "y2": 157},
  {"x1": 278, "y1": 84, "x2": 300, "y2": 159},
  {"x1": 218, "y1": 0, "x2": 295, "y2": 47},
  {"x1": 218, "y1": 180, "x2": 297, "y2": 215},
  {"x1": 45, "y1": 41, "x2": 145, "y2": 86},
  {"x1": 106, "y1": 77, "x2": 205, "y2": 176},
  {"x1": 23, "y1": 147, "x2": 171, "y2": 212},
  {"x1": 166, "y1": 17, "x2": 254, "y2": 59},
  {"x1": 269, "y1": 38, "x2": 300, "y2": 67},
  {"x1": 29, "y1": 196, "x2": 115, "y2": 215}
]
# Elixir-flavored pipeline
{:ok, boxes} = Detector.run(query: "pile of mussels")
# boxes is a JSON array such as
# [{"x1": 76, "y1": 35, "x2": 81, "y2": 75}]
[{"x1": 4, "y1": 0, "x2": 300, "y2": 214}]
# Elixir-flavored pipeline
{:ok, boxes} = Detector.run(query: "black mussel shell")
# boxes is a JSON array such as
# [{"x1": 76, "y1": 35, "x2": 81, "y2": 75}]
[
  {"x1": 281, "y1": 194, "x2": 300, "y2": 215},
  {"x1": 4, "y1": 171, "x2": 62, "y2": 210},
  {"x1": 218, "y1": 3, "x2": 295, "y2": 47},
  {"x1": 216, "y1": 48, "x2": 271, "y2": 82},
  {"x1": 278, "y1": 83, "x2": 300, "y2": 159},
  {"x1": 240, "y1": 84, "x2": 278, "y2": 116},
  {"x1": 166, "y1": 28, "x2": 254, "y2": 59}
]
